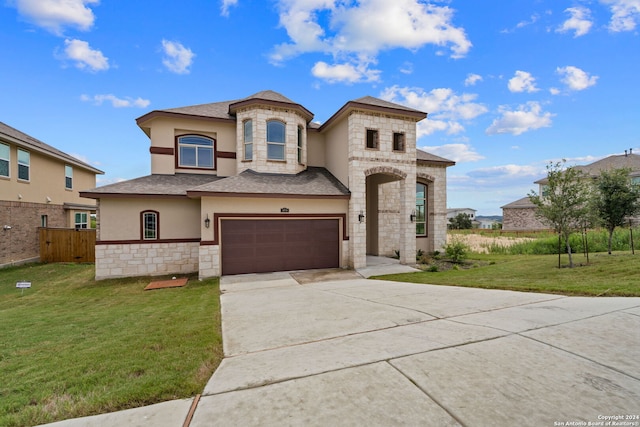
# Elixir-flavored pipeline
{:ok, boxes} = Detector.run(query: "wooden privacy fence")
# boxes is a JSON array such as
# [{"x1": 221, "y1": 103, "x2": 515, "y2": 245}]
[{"x1": 39, "y1": 228, "x2": 96, "y2": 263}]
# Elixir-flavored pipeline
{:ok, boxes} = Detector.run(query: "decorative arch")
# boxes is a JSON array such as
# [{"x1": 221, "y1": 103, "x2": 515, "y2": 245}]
[
  {"x1": 417, "y1": 172, "x2": 435, "y2": 182},
  {"x1": 364, "y1": 166, "x2": 407, "y2": 179}
]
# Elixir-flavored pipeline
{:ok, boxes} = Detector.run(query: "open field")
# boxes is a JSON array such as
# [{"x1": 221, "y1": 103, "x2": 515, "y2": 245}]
[
  {"x1": 378, "y1": 252, "x2": 640, "y2": 297},
  {"x1": 0, "y1": 263, "x2": 222, "y2": 427}
]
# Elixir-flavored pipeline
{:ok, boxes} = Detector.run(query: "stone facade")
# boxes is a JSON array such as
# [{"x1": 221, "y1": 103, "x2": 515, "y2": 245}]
[
  {"x1": 95, "y1": 242, "x2": 199, "y2": 280},
  {"x1": 0, "y1": 201, "x2": 66, "y2": 266},
  {"x1": 502, "y1": 207, "x2": 548, "y2": 231}
]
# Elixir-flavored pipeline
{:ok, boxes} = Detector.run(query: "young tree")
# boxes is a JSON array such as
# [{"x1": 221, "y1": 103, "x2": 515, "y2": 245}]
[
  {"x1": 591, "y1": 168, "x2": 640, "y2": 254},
  {"x1": 528, "y1": 160, "x2": 591, "y2": 268},
  {"x1": 448, "y1": 213, "x2": 473, "y2": 229}
]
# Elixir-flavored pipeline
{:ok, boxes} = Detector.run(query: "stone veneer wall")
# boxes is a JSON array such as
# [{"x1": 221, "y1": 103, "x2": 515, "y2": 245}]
[
  {"x1": 418, "y1": 165, "x2": 448, "y2": 253},
  {"x1": 95, "y1": 242, "x2": 199, "y2": 280},
  {"x1": 502, "y1": 207, "x2": 547, "y2": 231},
  {"x1": 236, "y1": 106, "x2": 306, "y2": 175},
  {"x1": 378, "y1": 181, "x2": 401, "y2": 256},
  {"x1": 347, "y1": 110, "x2": 418, "y2": 268},
  {"x1": 198, "y1": 244, "x2": 219, "y2": 279},
  {"x1": 0, "y1": 200, "x2": 66, "y2": 265}
]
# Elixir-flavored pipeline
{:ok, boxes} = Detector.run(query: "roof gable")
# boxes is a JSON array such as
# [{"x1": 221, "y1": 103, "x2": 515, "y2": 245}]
[{"x1": 0, "y1": 121, "x2": 103, "y2": 175}]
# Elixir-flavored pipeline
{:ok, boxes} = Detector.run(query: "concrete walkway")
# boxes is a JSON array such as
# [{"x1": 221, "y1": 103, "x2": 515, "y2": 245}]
[{"x1": 42, "y1": 267, "x2": 640, "y2": 426}]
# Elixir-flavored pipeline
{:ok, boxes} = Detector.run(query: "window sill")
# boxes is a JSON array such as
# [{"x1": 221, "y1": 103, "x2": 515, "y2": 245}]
[{"x1": 267, "y1": 159, "x2": 286, "y2": 163}]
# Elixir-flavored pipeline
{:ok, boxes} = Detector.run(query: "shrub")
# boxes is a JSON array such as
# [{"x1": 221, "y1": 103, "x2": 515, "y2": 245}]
[{"x1": 444, "y1": 238, "x2": 469, "y2": 263}]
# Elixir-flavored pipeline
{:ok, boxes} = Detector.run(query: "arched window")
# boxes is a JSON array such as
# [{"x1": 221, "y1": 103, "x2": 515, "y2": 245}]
[
  {"x1": 141, "y1": 210, "x2": 159, "y2": 240},
  {"x1": 267, "y1": 120, "x2": 285, "y2": 160},
  {"x1": 243, "y1": 120, "x2": 253, "y2": 160},
  {"x1": 416, "y1": 183, "x2": 427, "y2": 236},
  {"x1": 177, "y1": 135, "x2": 215, "y2": 169}
]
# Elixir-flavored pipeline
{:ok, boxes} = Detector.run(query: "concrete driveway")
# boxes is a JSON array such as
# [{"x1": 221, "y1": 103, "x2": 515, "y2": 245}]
[{"x1": 189, "y1": 271, "x2": 640, "y2": 426}]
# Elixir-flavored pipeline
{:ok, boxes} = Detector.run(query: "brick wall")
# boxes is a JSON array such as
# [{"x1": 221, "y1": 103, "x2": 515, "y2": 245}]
[{"x1": 0, "y1": 201, "x2": 66, "y2": 265}]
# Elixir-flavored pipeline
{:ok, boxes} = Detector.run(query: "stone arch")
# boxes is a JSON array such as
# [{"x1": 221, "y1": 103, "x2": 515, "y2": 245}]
[
  {"x1": 364, "y1": 166, "x2": 407, "y2": 179},
  {"x1": 417, "y1": 172, "x2": 435, "y2": 182}
]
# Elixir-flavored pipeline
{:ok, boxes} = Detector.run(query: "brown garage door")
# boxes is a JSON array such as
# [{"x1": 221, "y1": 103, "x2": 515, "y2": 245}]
[{"x1": 221, "y1": 219, "x2": 340, "y2": 275}]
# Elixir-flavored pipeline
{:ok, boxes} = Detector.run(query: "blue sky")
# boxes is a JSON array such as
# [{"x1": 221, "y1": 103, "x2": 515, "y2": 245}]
[{"x1": 1, "y1": 0, "x2": 639, "y2": 215}]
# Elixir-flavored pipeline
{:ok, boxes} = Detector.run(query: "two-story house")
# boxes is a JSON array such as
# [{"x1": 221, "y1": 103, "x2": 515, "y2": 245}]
[
  {"x1": 502, "y1": 152, "x2": 640, "y2": 231},
  {"x1": 81, "y1": 91, "x2": 454, "y2": 279},
  {"x1": 1, "y1": 122, "x2": 103, "y2": 266}
]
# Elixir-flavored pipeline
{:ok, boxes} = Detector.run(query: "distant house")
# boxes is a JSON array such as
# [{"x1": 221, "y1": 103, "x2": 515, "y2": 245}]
[
  {"x1": 1, "y1": 122, "x2": 103, "y2": 266},
  {"x1": 81, "y1": 90, "x2": 455, "y2": 279},
  {"x1": 477, "y1": 218, "x2": 500, "y2": 229},
  {"x1": 447, "y1": 208, "x2": 476, "y2": 220},
  {"x1": 502, "y1": 152, "x2": 640, "y2": 231}
]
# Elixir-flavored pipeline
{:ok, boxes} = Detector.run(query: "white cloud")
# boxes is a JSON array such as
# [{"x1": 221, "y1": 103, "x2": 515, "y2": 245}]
[
  {"x1": 161, "y1": 40, "x2": 195, "y2": 74},
  {"x1": 464, "y1": 73, "x2": 482, "y2": 86},
  {"x1": 556, "y1": 66, "x2": 598, "y2": 91},
  {"x1": 468, "y1": 164, "x2": 543, "y2": 180},
  {"x1": 600, "y1": 0, "x2": 640, "y2": 31},
  {"x1": 12, "y1": 0, "x2": 98, "y2": 35},
  {"x1": 399, "y1": 62, "x2": 413, "y2": 75},
  {"x1": 62, "y1": 39, "x2": 108, "y2": 71},
  {"x1": 220, "y1": 0, "x2": 238, "y2": 16},
  {"x1": 81, "y1": 94, "x2": 150, "y2": 108},
  {"x1": 557, "y1": 7, "x2": 593, "y2": 37},
  {"x1": 381, "y1": 85, "x2": 488, "y2": 137},
  {"x1": 270, "y1": 0, "x2": 471, "y2": 81},
  {"x1": 549, "y1": 87, "x2": 561, "y2": 95},
  {"x1": 419, "y1": 143, "x2": 484, "y2": 163},
  {"x1": 96, "y1": 176, "x2": 127, "y2": 186},
  {"x1": 508, "y1": 70, "x2": 539, "y2": 93},
  {"x1": 311, "y1": 60, "x2": 380, "y2": 83},
  {"x1": 486, "y1": 101, "x2": 554, "y2": 136},
  {"x1": 501, "y1": 13, "x2": 540, "y2": 33}
]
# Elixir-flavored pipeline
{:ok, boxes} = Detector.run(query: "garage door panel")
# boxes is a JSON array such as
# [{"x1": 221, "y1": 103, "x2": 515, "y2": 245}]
[{"x1": 221, "y1": 219, "x2": 339, "y2": 275}]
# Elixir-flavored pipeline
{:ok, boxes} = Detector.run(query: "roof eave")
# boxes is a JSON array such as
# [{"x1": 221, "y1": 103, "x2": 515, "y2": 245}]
[
  {"x1": 228, "y1": 98, "x2": 314, "y2": 122},
  {"x1": 186, "y1": 191, "x2": 350, "y2": 199},
  {"x1": 319, "y1": 101, "x2": 427, "y2": 132}
]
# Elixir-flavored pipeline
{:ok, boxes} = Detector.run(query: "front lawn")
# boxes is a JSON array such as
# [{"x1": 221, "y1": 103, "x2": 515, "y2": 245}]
[
  {"x1": 375, "y1": 252, "x2": 640, "y2": 297},
  {"x1": 0, "y1": 263, "x2": 222, "y2": 427}
]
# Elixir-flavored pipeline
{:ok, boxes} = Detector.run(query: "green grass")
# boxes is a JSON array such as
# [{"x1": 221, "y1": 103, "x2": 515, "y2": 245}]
[
  {"x1": 376, "y1": 252, "x2": 640, "y2": 297},
  {"x1": 0, "y1": 263, "x2": 222, "y2": 427}
]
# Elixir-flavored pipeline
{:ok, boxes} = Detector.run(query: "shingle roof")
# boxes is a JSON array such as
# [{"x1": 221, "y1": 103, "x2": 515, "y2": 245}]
[
  {"x1": 187, "y1": 167, "x2": 350, "y2": 198},
  {"x1": 0, "y1": 121, "x2": 104, "y2": 174},
  {"x1": 80, "y1": 174, "x2": 224, "y2": 198},
  {"x1": 534, "y1": 153, "x2": 640, "y2": 184},
  {"x1": 417, "y1": 148, "x2": 455, "y2": 165},
  {"x1": 352, "y1": 96, "x2": 426, "y2": 115},
  {"x1": 501, "y1": 196, "x2": 536, "y2": 209}
]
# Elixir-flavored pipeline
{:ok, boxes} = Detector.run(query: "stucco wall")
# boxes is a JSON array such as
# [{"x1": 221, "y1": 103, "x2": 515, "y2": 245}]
[{"x1": 98, "y1": 198, "x2": 201, "y2": 241}]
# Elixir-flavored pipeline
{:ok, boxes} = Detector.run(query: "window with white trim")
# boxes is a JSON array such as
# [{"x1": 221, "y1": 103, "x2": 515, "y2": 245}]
[
  {"x1": 0, "y1": 143, "x2": 9, "y2": 178},
  {"x1": 297, "y1": 126, "x2": 303, "y2": 164},
  {"x1": 267, "y1": 120, "x2": 285, "y2": 160},
  {"x1": 243, "y1": 120, "x2": 253, "y2": 160},
  {"x1": 177, "y1": 135, "x2": 214, "y2": 169},
  {"x1": 18, "y1": 149, "x2": 29, "y2": 181},
  {"x1": 142, "y1": 211, "x2": 158, "y2": 240},
  {"x1": 75, "y1": 212, "x2": 88, "y2": 229},
  {"x1": 416, "y1": 183, "x2": 427, "y2": 236},
  {"x1": 65, "y1": 165, "x2": 73, "y2": 189}
]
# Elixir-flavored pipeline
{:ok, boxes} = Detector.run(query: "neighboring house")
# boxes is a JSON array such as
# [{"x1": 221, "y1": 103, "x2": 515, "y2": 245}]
[
  {"x1": 477, "y1": 218, "x2": 500, "y2": 229},
  {"x1": 502, "y1": 152, "x2": 640, "y2": 231},
  {"x1": 81, "y1": 90, "x2": 455, "y2": 279},
  {"x1": 447, "y1": 208, "x2": 476, "y2": 221},
  {"x1": 1, "y1": 122, "x2": 103, "y2": 266}
]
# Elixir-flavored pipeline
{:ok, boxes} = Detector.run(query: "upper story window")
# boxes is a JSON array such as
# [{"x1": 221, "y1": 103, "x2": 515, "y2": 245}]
[
  {"x1": 267, "y1": 120, "x2": 286, "y2": 160},
  {"x1": 17, "y1": 149, "x2": 30, "y2": 181},
  {"x1": 0, "y1": 143, "x2": 9, "y2": 178},
  {"x1": 297, "y1": 126, "x2": 303, "y2": 164},
  {"x1": 243, "y1": 120, "x2": 253, "y2": 160},
  {"x1": 65, "y1": 165, "x2": 73, "y2": 189},
  {"x1": 141, "y1": 210, "x2": 159, "y2": 240},
  {"x1": 416, "y1": 183, "x2": 427, "y2": 236},
  {"x1": 366, "y1": 129, "x2": 379, "y2": 149},
  {"x1": 177, "y1": 135, "x2": 215, "y2": 169},
  {"x1": 393, "y1": 132, "x2": 405, "y2": 152}
]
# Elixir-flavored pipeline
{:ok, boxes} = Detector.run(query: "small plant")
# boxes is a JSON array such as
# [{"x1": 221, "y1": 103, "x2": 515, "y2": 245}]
[
  {"x1": 452, "y1": 264, "x2": 460, "y2": 270},
  {"x1": 444, "y1": 238, "x2": 469, "y2": 263},
  {"x1": 416, "y1": 249, "x2": 425, "y2": 261},
  {"x1": 431, "y1": 250, "x2": 441, "y2": 260},
  {"x1": 393, "y1": 249, "x2": 400, "y2": 259},
  {"x1": 427, "y1": 265, "x2": 438, "y2": 272}
]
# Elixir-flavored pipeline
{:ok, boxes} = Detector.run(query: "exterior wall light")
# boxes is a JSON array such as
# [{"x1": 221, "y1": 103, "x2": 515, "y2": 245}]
[
  {"x1": 358, "y1": 210, "x2": 365, "y2": 223},
  {"x1": 204, "y1": 214, "x2": 211, "y2": 229},
  {"x1": 410, "y1": 210, "x2": 416, "y2": 223}
]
